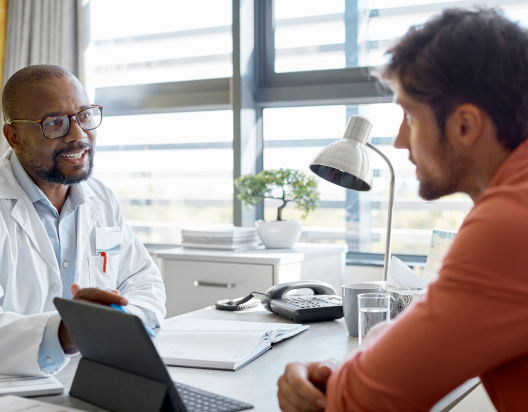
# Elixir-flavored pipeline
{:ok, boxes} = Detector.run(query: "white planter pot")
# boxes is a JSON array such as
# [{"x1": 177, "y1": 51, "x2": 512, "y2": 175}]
[{"x1": 255, "y1": 220, "x2": 302, "y2": 249}]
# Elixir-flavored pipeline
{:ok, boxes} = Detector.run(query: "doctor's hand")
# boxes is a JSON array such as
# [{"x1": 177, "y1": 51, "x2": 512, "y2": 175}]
[
  {"x1": 277, "y1": 360, "x2": 339, "y2": 412},
  {"x1": 58, "y1": 284, "x2": 129, "y2": 354},
  {"x1": 70, "y1": 283, "x2": 128, "y2": 306}
]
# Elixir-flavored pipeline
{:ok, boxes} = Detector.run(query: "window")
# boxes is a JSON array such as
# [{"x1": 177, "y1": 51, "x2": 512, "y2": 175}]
[
  {"x1": 263, "y1": 104, "x2": 471, "y2": 255},
  {"x1": 91, "y1": 0, "x2": 234, "y2": 244},
  {"x1": 94, "y1": 111, "x2": 233, "y2": 244},
  {"x1": 89, "y1": 0, "x2": 528, "y2": 259},
  {"x1": 274, "y1": 0, "x2": 346, "y2": 72},
  {"x1": 273, "y1": 0, "x2": 528, "y2": 72},
  {"x1": 264, "y1": 0, "x2": 527, "y2": 256},
  {"x1": 91, "y1": 0, "x2": 232, "y2": 87}
]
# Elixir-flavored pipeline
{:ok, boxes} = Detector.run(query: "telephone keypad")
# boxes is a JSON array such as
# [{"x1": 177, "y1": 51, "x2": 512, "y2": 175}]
[
  {"x1": 269, "y1": 294, "x2": 344, "y2": 322},
  {"x1": 282, "y1": 296, "x2": 340, "y2": 309}
]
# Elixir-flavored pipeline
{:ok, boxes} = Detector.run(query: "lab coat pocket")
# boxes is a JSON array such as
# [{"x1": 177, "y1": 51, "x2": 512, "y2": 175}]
[{"x1": 88, "y1": 254, "x2": 120, "y2": 290}]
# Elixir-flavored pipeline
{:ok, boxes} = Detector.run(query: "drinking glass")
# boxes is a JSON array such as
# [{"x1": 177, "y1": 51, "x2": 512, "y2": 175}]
[
  {"x1": 341, "y1": 283, "x2": 383, "y2": 336},
  {"x1": 357, "y1": 293, "x2": 393, "y2": 346}
]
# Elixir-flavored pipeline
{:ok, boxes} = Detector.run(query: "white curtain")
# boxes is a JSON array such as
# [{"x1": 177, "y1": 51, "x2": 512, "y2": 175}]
[{"x1": 0, "y1": 0, "x2": 91, "y2": 155}]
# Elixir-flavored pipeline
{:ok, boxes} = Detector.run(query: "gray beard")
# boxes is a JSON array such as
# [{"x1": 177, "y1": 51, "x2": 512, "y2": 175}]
[{"x1": 25, "y1": 144, "x2": 94, "y2": 186}]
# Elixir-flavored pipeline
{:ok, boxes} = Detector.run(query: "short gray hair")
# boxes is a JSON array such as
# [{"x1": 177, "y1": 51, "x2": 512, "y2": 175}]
[{"x1": 2, "y1": 64, "x2": 75, "y2": 123}]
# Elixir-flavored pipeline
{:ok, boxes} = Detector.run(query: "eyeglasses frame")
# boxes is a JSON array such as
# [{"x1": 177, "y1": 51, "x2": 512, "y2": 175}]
[{"x1": 5, "y1": 104, "x2": 104, "y2": 140}]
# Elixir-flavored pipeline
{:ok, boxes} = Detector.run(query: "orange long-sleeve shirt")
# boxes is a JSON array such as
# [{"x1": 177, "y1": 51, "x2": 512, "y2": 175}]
[{"x1": 327, "y1": 139, "x2": 528, "y2": 412}]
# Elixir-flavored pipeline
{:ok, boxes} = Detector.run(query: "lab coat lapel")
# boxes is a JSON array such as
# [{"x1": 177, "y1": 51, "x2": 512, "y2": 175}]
[
  {"x1": 10, "y1": 190, "x2": 59, "y2": 271},
  {"x1": 0, "y1": 151, "x2": 58, "y2": 272},
  {"x1": 75, "y1": 193, "x2": 100, "y2": 283}
]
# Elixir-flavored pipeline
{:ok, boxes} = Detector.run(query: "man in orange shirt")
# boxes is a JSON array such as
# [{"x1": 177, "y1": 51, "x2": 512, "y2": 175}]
[{"x1": 277, "y1": 8, "x2": 528, "y2": 412}]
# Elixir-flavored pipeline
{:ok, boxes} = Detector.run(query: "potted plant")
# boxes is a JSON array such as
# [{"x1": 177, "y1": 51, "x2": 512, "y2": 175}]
[{"x1": 235, "y1": 168, "x2": 320, "y2": 248}]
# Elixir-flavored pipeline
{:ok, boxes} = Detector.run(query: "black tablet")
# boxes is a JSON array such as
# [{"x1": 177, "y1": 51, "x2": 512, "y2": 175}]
[{"x1": 54, "y1": 297, "x2": 253, "y2": 412}]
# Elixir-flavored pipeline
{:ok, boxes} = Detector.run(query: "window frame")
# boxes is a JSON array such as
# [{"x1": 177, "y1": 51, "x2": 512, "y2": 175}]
[{"x1": 94, "y1": 0, "x2": 486, "y2": 263}]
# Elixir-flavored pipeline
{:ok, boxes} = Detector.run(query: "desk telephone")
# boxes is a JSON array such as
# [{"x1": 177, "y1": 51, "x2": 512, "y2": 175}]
[{"x1": 216, "y1": 280, "x2": 344, "y2": 323}]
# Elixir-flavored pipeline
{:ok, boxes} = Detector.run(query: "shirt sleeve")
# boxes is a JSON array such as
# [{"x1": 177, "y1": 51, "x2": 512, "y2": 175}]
[
  {"x1": 37, "y1": 313, "x2": 67, "y2": 374},
  {"x1": 326, "y1": 191, "x2": 528, "y2": 411},
  {"x1": 126, "y1": 305, "x2": 160, "y2": 330},
  {"x1": 107, "y1": 187, "x2": 166, "y2": 329},
  {"x1": 115, "y1": 229, "x2": 166, "y2": 329}
]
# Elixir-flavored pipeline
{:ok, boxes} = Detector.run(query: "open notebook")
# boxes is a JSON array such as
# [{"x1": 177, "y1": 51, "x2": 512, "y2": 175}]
[{"x1": 153, "y1": 318, "x2": 309, "y2": 371}]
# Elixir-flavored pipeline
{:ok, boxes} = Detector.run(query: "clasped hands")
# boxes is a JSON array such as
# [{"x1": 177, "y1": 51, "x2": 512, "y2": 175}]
[
  {"x1": 277, "y1": 322, "x2": 390, "y2": 411},
  {"x1": 278, "y1": 360, "x2": 339, "y2": 412},
  {"x1": 58, "y1": 283, "x2": 128, "y2": 353}
]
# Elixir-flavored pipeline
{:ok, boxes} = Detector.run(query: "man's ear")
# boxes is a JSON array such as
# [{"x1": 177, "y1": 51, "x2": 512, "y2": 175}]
[
  {"x1": 3, "y1": 124, "x2": 23, "y2": 153},
  {"x1": 445, "y1": 103, "x2": 483, "y2": 149}
]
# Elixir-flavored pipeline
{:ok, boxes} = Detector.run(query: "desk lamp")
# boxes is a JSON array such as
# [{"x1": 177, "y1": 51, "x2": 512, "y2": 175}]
[{"x1": 309, "y1": 115, "x2": 395, "y2": 281}]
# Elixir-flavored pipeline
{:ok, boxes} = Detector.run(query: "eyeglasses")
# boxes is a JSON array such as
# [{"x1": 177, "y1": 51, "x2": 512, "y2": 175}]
[{"x1": 6, "y1": 105, "x2": 103, "y2": 139}]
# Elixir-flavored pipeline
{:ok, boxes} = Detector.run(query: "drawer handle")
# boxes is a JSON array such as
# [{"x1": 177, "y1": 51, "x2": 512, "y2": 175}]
[{"x1": 194, "y1": 280, "x2": 236, "y2": 288}]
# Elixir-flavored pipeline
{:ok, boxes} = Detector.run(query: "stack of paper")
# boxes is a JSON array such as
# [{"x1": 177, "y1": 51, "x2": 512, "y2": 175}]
[
  {"x1": 153, "y1": 318, "x2": 309, "y2": 371},
  {"x1": 181, "y1": 227, "x2": 261, "y2": 251},
  {"x1": 0, "y1": 396, "x2": 82, "y2": 412},
  {"x1": 0, "y1": 375, "x2": 63, "y2": 397}
]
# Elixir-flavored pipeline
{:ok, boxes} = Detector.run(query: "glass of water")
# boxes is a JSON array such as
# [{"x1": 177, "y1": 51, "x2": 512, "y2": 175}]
[{"x1": 357, "y1": 293, "x2": 392, "y2": 346}]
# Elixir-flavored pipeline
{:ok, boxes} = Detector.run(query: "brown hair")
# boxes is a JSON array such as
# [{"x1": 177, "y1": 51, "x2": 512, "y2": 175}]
[{"x1": 378, "y1": 8, "x2": 528, "y2": 151}]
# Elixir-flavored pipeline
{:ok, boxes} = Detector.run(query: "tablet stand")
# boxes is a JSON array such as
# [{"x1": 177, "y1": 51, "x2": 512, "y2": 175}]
[{"x1": 70, "y1": 358, "x2": 176, "y2": 412}]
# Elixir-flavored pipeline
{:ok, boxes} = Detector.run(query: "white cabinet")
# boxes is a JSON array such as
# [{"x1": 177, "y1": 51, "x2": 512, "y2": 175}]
[
  {"x1": 154, "y1": 243, "x2": 347, "y2": 317},
  {"x1": 162, "y1": 260, "x2": 273, "y2": 317}
]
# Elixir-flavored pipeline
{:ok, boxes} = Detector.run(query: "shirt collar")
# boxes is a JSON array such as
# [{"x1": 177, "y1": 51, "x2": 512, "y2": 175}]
[
  {"x1": 488, "y1": 138, "x2": 528, "y2": 189},
  {"x1": 10, "y1": 152, "x2": 46, "y2": 203},
  {"x1": 9, "y1": 151, "x2": 89, "y2": 208},
  {"x1": 69, "y1": 182, "x2": 86, "y2": 208}
]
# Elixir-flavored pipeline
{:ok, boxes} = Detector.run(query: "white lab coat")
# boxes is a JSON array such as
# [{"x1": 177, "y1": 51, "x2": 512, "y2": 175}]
[{"x1": 0, "y1": 149, "x2": 166, "y2": 376}]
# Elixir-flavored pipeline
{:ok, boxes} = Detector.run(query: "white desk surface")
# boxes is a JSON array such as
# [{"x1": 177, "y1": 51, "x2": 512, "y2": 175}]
[
  {"x1": 34, "y1": 305, "x2": 479, "y2": 412},
  {"x1": 154, "y1": 243, "x2": 348, "y2": 265}
]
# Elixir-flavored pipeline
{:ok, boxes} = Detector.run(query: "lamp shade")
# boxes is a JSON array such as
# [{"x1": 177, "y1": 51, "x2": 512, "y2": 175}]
[{"x1": 309, "y1": 115, "x2": 373, "y2": 191}]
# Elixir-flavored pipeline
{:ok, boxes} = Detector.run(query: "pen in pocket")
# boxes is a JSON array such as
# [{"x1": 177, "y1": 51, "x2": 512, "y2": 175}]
[{"x1": 100, "y1": 251, "x2": 107, "y2": 273}]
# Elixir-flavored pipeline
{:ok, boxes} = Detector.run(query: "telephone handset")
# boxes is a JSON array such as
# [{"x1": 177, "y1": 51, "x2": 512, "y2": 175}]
[{"x1": 261, "y1": 280, "x2": 344, "y2": 323}]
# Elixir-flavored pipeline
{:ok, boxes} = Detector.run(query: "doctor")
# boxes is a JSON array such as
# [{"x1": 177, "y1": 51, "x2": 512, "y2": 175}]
[{"x1": 0, "y1": 65, "x2": 166, "y2": 376}]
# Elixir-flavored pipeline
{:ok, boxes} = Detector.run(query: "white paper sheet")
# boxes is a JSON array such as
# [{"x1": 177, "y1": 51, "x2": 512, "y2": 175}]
[
  {"x1": 0, "y1": 375, "x2": 63, "y2": 397},
  {"x1": 154, "y1": 331, "x2": 267, "y2": 361},
  {"x1": 163, "y1": 318, "x2": 308, "y2": 340},
  {"x1": 423, "y1": 230, "x2": 457, "y2": 282},
  {"x1": 0, "y1": 395, "x2": 82, "y2": 412},
  {"x1": 387, "y1": 256, "x2": 429, "y2": 290}
]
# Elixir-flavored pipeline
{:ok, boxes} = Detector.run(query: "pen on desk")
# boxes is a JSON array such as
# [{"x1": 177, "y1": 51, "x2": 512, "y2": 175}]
[{"x1": 110, "y1": 304, "x2": 156, "y2": 338}]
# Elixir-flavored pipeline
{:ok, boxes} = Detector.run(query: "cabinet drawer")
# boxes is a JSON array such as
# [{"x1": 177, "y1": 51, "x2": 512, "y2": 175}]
[{"x1": 163, "y1": 259, "x2": 273, "y2": 317}]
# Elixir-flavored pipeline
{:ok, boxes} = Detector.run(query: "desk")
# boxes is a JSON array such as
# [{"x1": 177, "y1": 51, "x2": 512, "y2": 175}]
[
  {"x1": 155, "y1": 243, "x2": 347, "y2": 317},
  {"x1": 35, "y1": 306, "x2": 480, "y2": 412}
]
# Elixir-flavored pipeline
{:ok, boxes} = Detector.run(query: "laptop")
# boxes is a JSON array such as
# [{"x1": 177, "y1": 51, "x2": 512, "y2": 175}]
[{"x1": 54, "y1": 298, "x2": 253, "y2": 412}]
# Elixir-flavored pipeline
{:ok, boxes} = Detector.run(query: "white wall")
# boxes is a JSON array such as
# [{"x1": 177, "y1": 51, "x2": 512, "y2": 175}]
[{"x1": 344, "y1": 265, "x2": 384, "y2": 284}]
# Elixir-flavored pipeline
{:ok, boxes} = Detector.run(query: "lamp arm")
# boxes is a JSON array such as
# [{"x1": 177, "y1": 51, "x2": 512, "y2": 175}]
[{"x1": 366, "y1": 142, "x2": 395, "y2": 282}]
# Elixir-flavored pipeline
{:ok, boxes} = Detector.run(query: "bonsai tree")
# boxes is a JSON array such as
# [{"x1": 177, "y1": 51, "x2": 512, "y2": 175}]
[{"x1": 235, "y1": 168, "x2": 320, "y2": 221}]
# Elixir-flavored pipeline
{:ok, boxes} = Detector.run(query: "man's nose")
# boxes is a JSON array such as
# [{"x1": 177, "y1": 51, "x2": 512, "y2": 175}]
[{"x1": 63, "y1": 116, "x2": 87, "y2": 142}]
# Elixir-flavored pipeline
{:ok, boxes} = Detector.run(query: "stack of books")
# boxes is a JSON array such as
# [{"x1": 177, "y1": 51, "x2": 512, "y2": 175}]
[{"x1": 181, "y1": 227, "x2": 261, "y2": 251}]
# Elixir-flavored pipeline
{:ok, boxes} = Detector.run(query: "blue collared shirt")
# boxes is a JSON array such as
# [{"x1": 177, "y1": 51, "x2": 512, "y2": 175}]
[{"x1": 10, "y1": 153, "x2": 85, "y2": 373}]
